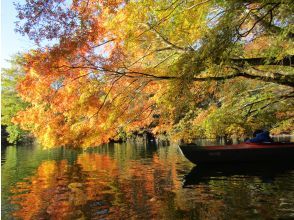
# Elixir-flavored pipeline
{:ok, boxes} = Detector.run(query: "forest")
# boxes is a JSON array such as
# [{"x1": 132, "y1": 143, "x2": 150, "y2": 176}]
[{"x1": 2, "y1": 0, "x2": 293, "y2": 147}]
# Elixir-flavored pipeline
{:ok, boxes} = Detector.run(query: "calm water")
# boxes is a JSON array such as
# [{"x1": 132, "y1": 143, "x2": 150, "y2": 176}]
[{"x1": 1, "y1": 142, "x2": 294, "y2": 219}]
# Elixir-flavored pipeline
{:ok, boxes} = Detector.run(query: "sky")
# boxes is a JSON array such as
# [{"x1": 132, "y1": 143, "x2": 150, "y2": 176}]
[{"x1": 1, "y1": 0, "x2": 35, "y2": 68}]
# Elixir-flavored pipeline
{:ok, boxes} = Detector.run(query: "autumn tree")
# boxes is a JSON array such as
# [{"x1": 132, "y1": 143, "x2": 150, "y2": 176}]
[{"x1": 13, "y1": 0, "x2": 293, "y2": 147}]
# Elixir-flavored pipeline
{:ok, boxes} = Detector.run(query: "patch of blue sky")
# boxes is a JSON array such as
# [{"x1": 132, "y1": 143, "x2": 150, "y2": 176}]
[
  {"x1": 206, "y1": 6, "x2": 224, "y2": 29},
  {"x1": 191, "y1": 39, "x2": 202, "y2": 51},
  {"x1": 51, "y1": 77, "x2": 64, "y2": 90},
  {"x1": 92, "y1": 39, "x2": 115, "y2": 59},
  {"x1": 1, "y1": 0, "x2": 35, "y2": 68},
  {"x1": 1, "y1": 0, "x2": 79, "y2": 68}
]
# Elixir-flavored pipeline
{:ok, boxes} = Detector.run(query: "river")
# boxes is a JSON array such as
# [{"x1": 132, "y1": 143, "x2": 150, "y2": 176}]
[{"x1": 1, "y1": 141, "x2": 294, "y2": 219}]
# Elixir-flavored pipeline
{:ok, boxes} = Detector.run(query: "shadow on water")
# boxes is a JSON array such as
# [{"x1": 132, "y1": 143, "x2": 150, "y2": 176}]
[{"x1": 183, "y1": 161, "x2": 294, "y2": 187}]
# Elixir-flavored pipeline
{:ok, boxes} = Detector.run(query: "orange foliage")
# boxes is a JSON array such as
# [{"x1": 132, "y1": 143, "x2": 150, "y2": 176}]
[{"x1": 13, "y1": 0, "x2": 293, "y2": 147}]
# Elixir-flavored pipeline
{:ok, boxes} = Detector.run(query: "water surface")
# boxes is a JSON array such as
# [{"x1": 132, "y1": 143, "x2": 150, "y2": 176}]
[{"x1": 2, "y1": 142, "x2": 294, "y2": 219}]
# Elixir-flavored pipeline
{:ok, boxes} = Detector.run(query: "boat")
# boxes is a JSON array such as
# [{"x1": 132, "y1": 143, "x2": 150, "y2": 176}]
[{"x1": 179, "y1": 142, "x2": 294, "y2": 164}]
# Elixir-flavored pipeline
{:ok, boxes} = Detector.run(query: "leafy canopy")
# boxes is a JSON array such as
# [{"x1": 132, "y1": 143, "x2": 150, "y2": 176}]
[{"x1": 12, "y1": 0, "x2": 294, "y2": 147}]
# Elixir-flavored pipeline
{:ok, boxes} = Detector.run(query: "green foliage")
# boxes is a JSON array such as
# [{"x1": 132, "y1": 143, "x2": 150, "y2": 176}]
[
  {"x1": 1, "y1": 55, "x2": 29, "y2": 143},
  {"x1": 272, "y1": 118, "x2": 294, "y2": 135},
  {"x1": 165, "y1": 77, "x2": 293, "y2": 141}
]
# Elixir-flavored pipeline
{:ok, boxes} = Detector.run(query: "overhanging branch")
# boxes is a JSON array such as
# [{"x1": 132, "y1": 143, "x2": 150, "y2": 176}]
[
  {"x1": 231, "y1": 55, "x2": 293, "y2": 67},
  {"x1": 53, "y1": 63, "x2": 294, "y2": 87}
]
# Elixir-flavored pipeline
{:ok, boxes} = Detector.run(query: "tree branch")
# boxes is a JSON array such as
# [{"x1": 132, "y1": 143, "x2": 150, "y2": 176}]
[
  {"x1": 53, "y1": 62, "x2": 294, "y2": 87},
  {"x1": 237, "y1": 3, "x2": 280, "y2": 37},
  {"x1": 231, "y1": 55, "x2": 293, "y2": 67},
  {"x1": 148, "y1": 24, "x2": 191, "y2": 51}
]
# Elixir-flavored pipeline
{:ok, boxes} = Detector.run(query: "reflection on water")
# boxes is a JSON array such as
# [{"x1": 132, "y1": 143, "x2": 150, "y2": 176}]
[
  {"x1": 2, "y1": 142, "x2": 294, "y2": 219},
  {"x1": 183, "y1": 163, "x2": 294, "y2": 219},
  {"x1": 184, "y1": 162, "x2": 294, "y2": 186}
]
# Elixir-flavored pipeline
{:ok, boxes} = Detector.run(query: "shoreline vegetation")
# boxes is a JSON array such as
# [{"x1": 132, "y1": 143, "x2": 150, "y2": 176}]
[{"x1": 1, "y1": 123, "x2": 293, "y2": 149}]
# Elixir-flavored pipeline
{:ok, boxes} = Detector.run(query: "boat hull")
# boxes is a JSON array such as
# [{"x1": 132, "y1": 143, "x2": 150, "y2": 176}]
[{"x1": 179, "y1": 143, "x2": 294, "y2": 164}]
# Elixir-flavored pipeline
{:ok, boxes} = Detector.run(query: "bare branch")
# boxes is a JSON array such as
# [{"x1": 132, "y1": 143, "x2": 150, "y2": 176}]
[
  {"x1": 90, "y1": 75, "x2": 124, "y2": 119},
  {"x1": 237, "y1": 3, "x2": 280, "y2": 37},
  {"x1": 148, "y1": 24, "x2": 191, "y2": 51},
  {"x1": 185, "y1": 0, "x2": 211, "y2": 10},
  {"x1": 91, "y1": 38, "x2": 116, "y2": 49}
]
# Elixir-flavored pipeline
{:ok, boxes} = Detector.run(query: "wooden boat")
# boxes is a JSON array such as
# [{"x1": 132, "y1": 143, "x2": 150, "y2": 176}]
[{"x1": 179, "y1": 142, "x2": 294, "y2": 164}]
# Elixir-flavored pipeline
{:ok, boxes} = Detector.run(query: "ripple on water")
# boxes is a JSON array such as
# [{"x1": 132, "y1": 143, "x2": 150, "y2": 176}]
[{"x1": 2, "y1": 144, "x2": 294, "y2": 219}]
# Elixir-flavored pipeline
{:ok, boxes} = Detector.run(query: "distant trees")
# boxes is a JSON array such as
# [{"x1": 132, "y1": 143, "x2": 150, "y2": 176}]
[
  {"x1": 10, "y1": 0, "x2": 293, "y2": 147},
  {"x1": 1, "y1": 55, "x2": 30, "y2": 143}
]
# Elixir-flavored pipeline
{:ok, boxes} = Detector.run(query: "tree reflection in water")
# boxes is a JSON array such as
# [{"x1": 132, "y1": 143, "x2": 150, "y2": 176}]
[
  {"x1": 9, "y1": 152, "x2": 174, "y2": 219},
  {"x1": 3, "y1": 143, "x2": 294, "y2": 219}
]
